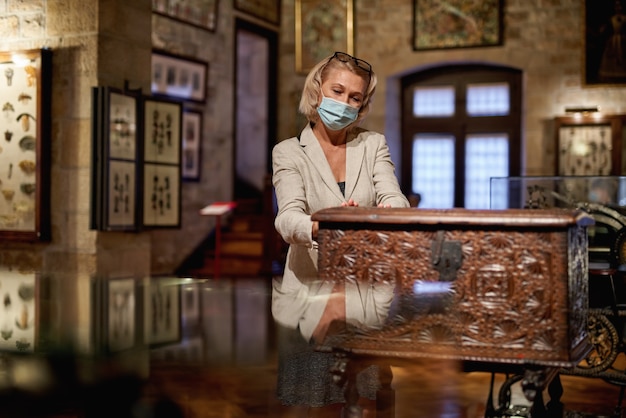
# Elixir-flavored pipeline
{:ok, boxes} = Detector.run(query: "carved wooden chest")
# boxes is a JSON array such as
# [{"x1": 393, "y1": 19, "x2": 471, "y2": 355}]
[{"x1": 312, "y1": 207, "x2": 593, "y2": 367}]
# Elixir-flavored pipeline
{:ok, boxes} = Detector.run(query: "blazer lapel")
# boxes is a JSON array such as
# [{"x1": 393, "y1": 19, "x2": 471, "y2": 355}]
[
  {"x1": 299, "y1": 125, "x2": 346, "y2": 202},
  {"x1": 345, "y1": 132, "x2": 364, "y2": 201}
]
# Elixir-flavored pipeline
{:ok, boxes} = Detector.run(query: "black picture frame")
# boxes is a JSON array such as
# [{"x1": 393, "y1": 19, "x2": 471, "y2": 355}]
[
  {"x1": 584, "y1": 0, "x2": 626, "y2": 85},
  {"x1": 0, "y1": 48, "x2": 52, "y2": 242},
  {"x1": 151, "y1": 50, "x2": 209, "y2": 103},
  {"x1": 90, "y1": 86, "x2": 141, "y2": 232},
  {"x1": 142, "y1": 97, "x2": 182, "y2": 229},
  {"x1": 182, "y1": 109, "x2": 202, "y2": 181},
  {"x1": 152, "y1": 0, "x2": 218, "y2": 32},
  {"x1": 412, "y1": 0, "x2": 504, "y2": 51}
]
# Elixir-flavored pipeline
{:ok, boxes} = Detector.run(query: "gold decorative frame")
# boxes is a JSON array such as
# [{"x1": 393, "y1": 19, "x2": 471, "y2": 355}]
[
  {"x1": 0, "y1": 49, "x2": 52, "y2": 242},
  {"x1": 295, "y1": 0, "x2": 354, "y2": 74},
  {"x1": 412, "y1": 0, "x2": 503, "y2": 51}
]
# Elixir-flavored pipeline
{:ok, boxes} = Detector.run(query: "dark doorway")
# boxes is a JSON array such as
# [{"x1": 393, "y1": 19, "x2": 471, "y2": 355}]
[{"x1": 234, "y1": 19, "x2": 278, "y2": 203}]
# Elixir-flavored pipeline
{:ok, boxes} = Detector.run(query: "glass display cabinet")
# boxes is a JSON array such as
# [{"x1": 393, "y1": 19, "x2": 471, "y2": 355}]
[{"x1": 491, "y1": 175, "x2": 626, "y2": 402}]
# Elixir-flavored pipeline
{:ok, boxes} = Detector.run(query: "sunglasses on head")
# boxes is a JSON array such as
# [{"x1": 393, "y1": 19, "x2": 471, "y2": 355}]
[{"x1": 330, "y1": 51, "x2": 372, "y2": 74}]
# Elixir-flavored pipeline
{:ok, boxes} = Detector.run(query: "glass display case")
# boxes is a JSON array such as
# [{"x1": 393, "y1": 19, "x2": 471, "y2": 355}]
[{"x1": 490, "y1": 176, "x2": 626, "y2": 271}]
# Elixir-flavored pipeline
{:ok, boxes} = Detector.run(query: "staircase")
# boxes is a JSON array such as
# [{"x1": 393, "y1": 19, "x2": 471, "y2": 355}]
[{"x1": 182, "y1": 182, "x2": 286, "y2": 278}]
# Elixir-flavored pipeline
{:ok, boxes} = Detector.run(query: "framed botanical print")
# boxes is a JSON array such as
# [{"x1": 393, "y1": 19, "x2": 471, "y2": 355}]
[
  {"x1": 151, "y1": 50, "x2": 209, "y2": 103},
  {"x1": 142, "y1": 97, "x2": 182, "y2": 228},
  {"x1": 295, "y1": 0, "x2": 354, "y2": 74},
  {"x1": 0, "y1": 48, "x2": 52, "y2": 242},
  {"x1": 554, "y1": 114, "x2": 626, "y2": 176},
  {"x1": 91, "y1": 86, "x2": 140, "y2": 231}
]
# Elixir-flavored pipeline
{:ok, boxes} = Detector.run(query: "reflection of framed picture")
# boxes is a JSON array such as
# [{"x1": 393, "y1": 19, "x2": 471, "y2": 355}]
[
  {"x1": 0, "y1": 269, "x2": 39, "y2": 353},
  {"x1": 151, "y1": 50, "x2": 208, "y2": 103},
  {"x1": 107, "y1": 278, "x2": 136, "y2": 352},
  {"x1": 554, "y1": 114, "x2": 626, "y2": 176},
  {"x1": 182, "y1": 109, "x2": 202, "y2": 181},
  {"x1": 235, "y1": 0, "x2": 281, "y2": 25},
  {"x1": 295, "y1": 0, "x2": 354, "y2": 74},
  {"x1": 152, "y1": 0, "x2": 218, "y2": 32},
  {"x1": 412, "y1": 0, "x2": 503, "y2": 51},
  {"x1": 91, "y1": 87, "x2": 140, "y2": 231},
  {"x1": 144, "y1": 277, "x2": 181, "y2": 346},
  {"x1": 0, "y1": 48, "x2": 52, "y2": 242},
  {"x1": 584, "y1": 0, "x2": 626, "y2": 85}
]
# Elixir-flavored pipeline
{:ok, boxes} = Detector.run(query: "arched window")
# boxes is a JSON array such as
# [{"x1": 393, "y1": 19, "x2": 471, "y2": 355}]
[{"x1": 401, "y1": 64, "x2": 522, "y2": 209}]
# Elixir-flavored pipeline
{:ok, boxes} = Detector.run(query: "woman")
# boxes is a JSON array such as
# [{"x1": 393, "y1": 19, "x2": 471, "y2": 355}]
[{"x1": 271, "y1": 52, "x2": 409, "y2": 415}]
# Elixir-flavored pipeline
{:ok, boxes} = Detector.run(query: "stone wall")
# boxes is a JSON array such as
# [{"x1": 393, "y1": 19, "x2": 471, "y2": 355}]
[{"x1": 277, "y1": 0, "x2": 626, "y2": 176}]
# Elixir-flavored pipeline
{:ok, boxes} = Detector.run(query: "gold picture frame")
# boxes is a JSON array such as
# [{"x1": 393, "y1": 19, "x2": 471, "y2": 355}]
[{"x1": 295, "y1": 0, "x2": 354, "y2": 74}]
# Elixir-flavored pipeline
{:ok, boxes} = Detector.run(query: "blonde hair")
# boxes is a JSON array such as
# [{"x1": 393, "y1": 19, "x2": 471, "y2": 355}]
[{"x1": 298, "y1": 53, "x2": 377, "y2": 126}]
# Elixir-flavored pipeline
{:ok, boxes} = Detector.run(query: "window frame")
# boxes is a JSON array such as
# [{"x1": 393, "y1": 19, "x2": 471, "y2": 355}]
[{"x1": 401, "y1": 64, "x2": 522, "y2": 208}]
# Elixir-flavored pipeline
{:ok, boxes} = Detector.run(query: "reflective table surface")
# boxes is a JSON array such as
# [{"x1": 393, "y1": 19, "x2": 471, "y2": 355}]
[{"x1": 0, "y1": 272, "x2": 621, "y2": 418}]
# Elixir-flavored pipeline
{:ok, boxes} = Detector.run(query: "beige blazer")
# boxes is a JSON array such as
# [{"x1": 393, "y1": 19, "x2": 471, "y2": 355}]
[{"x1": 271, "y1": 124, "x2": 409, "y2": 341}]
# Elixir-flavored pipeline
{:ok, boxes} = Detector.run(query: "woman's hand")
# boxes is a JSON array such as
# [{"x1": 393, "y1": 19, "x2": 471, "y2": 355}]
[
  {"x1": 341, "y1": 198, "x2": 359, "y2": 207},
  {"x1": 377, "y1": 203, "x2": 391, "y2": 208}
]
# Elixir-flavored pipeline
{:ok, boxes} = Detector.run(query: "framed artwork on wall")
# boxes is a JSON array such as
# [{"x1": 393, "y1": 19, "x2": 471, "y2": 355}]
[
  {"x1": 152, "y1": 0, "x2": 218, "y2": 32},
  {"x1": 554, "y1": 114, "x2": 626, "y2": 176},
  {"x1": 0, "y1": 48, "x2": 52, "y2": 242},
  {"x1": 235, "y1": 0, "x2": 281, "y2": 25},
  {"x1": 142, "y1": 97, "x2": 182, "y2": 228},
  {"x1": 151, "y1": 50, "x2": 209, "y2": 103},
  {"x1": 295, "y1": 0, "x2": 354, "y2": 74},
  {"x1": 584, "y1": 0, "x2": 626, "y2": 85},
  {"x1": 182, "y1": 109, "x2": 202, "y2": 181},
  {"x1": 90, "y1": 86, "x2": 140, "y2": 232},
  {"x1": 412, "y1": 0, "x2": 503, "y2": 51}
]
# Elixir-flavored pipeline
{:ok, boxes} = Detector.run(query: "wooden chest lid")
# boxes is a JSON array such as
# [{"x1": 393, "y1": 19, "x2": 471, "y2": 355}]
[{"x1": 312, "y1": 207, "x2": 595, "y2": 228}]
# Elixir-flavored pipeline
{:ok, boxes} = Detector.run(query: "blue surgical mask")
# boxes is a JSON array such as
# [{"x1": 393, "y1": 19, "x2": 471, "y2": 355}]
[{"x1": 317, "y1": 96, "x2": 359, "y2": 131}]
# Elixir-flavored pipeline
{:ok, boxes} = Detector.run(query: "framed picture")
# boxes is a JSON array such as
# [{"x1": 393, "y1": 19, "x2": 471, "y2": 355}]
[
  {"x1": 143, "y1": 97, "x2": 182, "y2": 228},
  {"x1": 295, "y1": 0, "x2": 354, "y2": 74},
  {"x1": 235, "y1": 0, "x2": 281, "y2": 25},
  {"x1": 412, "y1": 0, "x2": 504, "y2": 51},
  {"x1": 554, "y1": 114, "x2": 626, "y2": 176},
  {"x1": 107, "y1": 278, "x2": 137, "y2": 352},
  {"x1": 151, "y1": 50, "x2": 209, "y2": 103},
  {"x1": 144, "y1": 277, "x2": 181, "y2": 346},
  {"x1": 152, "y1": 0, "x2": 218, "y2": 32},
  {"x1": 584, "y1": 0, "x2": 626, "y2": 85},
  {"x1": 0, "y1": 269, "x2": 39, "y2": 353},
  {"x1": 182, "y1": 109, "x2": 202, "y2": 181},
  {"x1": 90, "y1": 86, "x2": 140, "y2": 231},
  {"x1": 0, "y1": 48, "x2": 52, "y2": 242}
]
